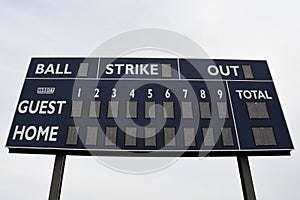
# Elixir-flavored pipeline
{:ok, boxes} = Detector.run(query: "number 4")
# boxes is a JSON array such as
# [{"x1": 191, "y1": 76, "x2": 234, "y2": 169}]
[{"x1": 129, "y1": 89, "x2": 135, "y2": 98}]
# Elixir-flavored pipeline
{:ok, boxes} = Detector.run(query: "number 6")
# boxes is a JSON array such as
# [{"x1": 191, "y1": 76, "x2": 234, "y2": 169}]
[{"x1": 165, "y1": 89, "x2": 171, "y2": 99}]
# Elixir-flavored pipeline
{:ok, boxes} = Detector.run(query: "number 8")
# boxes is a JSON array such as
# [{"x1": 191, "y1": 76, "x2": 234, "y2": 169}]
[{"x1": 200, "y1": 89, "x2": 206, "y2": 99}]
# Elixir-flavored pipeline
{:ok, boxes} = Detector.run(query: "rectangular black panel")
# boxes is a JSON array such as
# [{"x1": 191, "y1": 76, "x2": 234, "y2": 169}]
[
  {"x1": 199, "y1": 102, "x2": 211, "y2": 119},
  {"x1": 145, "y1": 127, "x2": 156, "y2": 147},
  {"x1": 126, "y1": 101, "x2": 137, "y2": 118},
  {"x1": 221, "y1": 127, "x2": 234, "y2": 147},
  {"x1": 6, "y1": 58, "x2": 293, "y2": 157},
  {"x1": 89, "y1": 101, "x2": 101, "y2": 118},
  {"x1": 184, "y1": 128, "x2": 196, "y2": 147},
  {"x1": 105, "y1": 127, "x2": 117, "y2": 146},
  {"x1": 246, "y1": 102, "x2": 270, "y2": 119},
  {"x1": 85, "y1": 127, "x2": 98, "y2": 146},
  {"x1": 145, "y1": 101, "x2": 155, "y2": 119}
]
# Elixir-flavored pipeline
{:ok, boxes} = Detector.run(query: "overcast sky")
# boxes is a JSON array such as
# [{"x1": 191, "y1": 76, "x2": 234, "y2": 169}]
[{"x1": 1, "y1": 1, "x2": 300, "y2": 199}]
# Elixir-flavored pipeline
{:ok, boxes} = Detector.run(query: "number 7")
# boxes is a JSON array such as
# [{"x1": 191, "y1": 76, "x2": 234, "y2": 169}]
[{"x1": 183, "y1": 89, "x2": 188, "y2": 98}]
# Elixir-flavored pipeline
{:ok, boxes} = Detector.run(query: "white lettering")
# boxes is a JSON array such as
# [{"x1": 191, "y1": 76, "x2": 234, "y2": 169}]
[
  {"x1": 13, "y1": 125, "x2": 59, "y2": 141},
  {"x1": 231, "y1": 65, "x2": 239, "y2": 76},
  {"x1": 35, "y1": 63, "x2": 72, "y2": 75},
  {"x1": 235, "y1": 90, "x2": 243, "y2": 99},
  {"x1": 105, "y1": 63, "x2": 162, "y2": 75},
  {"x1": 25, "y1": 126, "x2": 37, "y2": 141},
  {"x1": 35, "y1": 64, "x2": 45, "y2": 74},
  {"x1": 115, "y1": 64, "x2": 124, "y2": 75},
  {"x1": 49, "y1": 126, "x2": 59, "y2": 142},
  {"x1": 44, "y1": 64, "x2": 54, "y2": 74},
  {"x1": 39, "y1": 101, "x2": 48, "y2": 114},
  {"x1": 235, "y1": 90, "x2": 273, "y2": 100},
  {"x1": 13, "y1": 125, "x2": 25, "y2": 140},
  {"x1": 140, "y1": 64, "x2": 149, "y2": 75},
  {"x1": 219, "y1": 65, "x2": 230, "y2": 76},
  {"x1": 105, "y1": 64, "x2": 114, "y2": 75},
  {"x1": 55, "y1": 64, "x2": 63, "y2": 74},
  {"x1": 207, "y1": 65, "x2": 219, "y2": 76},
  {"x1": 125, "y1": 64, "x2": 134, "y2": 74},
  {"x1": 208, "y1": 65, "x2": 240, "y2": 77},
  {"x1": 64, "y1": 64, "x2": 71, "y2": 74},
  {"x1": 151, "y1": 64, "x2": 159, "y2": 75},
  {"x1": 244, "y1": 90, "x2": 252, "y2": 99},
  {"x1": 17, "y1": 100, "x2": 67, "y2": 115}
]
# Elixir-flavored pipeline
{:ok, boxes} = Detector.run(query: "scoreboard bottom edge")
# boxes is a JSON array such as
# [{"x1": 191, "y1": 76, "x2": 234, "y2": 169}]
[{"x1": 7, "y1": 148, "x2": 292, "y2": 157}]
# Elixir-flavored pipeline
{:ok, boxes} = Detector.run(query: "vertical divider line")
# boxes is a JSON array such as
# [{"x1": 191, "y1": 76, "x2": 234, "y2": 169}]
[
  {"x1": 177, "y1": 58, "x2": 181, "y2": 80},
  {"x1": 96, "y1": 57, "x2": 100, "y2": 79},
  {"x1": 225, "y1": 80, "x2": 241, "y2": 149}
]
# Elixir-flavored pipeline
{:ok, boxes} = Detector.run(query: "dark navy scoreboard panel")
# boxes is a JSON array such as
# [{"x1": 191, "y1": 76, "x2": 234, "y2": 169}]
[{"x1": 6, "y1": 58, "x2": 293, "y2": 156}]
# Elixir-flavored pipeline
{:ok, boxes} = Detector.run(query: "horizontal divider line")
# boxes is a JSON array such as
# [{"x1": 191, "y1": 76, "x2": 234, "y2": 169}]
[{"x1": 25, "y1": 77, "x2": 273, "y2": 82}]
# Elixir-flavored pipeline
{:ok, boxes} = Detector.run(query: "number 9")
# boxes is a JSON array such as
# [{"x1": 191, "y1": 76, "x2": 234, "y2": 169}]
[{"x1": 217, "y1": 89, "x2": 223, "y2": 99}]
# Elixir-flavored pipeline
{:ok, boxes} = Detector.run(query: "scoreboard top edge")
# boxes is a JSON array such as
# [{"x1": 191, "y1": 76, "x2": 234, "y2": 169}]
[
  {"x1": 30, "y1": 57, "x2": 267, "y2": 61},
  {"x1": 26, "y1": 57, "x2": 272, "y2": 81}
]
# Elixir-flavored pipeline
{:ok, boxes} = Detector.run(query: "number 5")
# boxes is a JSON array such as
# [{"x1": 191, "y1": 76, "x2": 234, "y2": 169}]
[{"x1": 148, "y1": 89, "x2": 153, "y2": 98}]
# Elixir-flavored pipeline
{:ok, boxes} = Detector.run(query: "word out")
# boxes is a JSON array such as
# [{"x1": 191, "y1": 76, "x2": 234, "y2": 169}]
[{"x1": 208, "y1": 65, "x2": 239, "y2": 76}]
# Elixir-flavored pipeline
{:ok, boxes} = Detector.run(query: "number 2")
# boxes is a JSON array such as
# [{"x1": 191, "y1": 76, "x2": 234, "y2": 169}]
[{"x1": 94, "y1": 88, "x2": 100, "y2": 98}]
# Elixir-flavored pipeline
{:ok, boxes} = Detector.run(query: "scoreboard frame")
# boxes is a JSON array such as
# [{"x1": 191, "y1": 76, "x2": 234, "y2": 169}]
[{"x1": 6, "y1": 57, "x2": 294, "y2": 157}]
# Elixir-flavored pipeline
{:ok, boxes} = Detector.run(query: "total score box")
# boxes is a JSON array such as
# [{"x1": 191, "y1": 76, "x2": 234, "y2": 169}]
[{"x1": 6, "y1": 58, "x2": 293, "y2": 156}]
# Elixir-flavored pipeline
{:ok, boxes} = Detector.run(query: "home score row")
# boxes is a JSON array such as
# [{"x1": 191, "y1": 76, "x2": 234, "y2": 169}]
[{"x1": 6, "y1": 58, "x2": 293, "y2": 156}]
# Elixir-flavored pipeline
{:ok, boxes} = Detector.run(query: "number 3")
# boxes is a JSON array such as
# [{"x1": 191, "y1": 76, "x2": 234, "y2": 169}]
[{"x1": 111, "y1": 88, "x2": 117, "y2": 98}]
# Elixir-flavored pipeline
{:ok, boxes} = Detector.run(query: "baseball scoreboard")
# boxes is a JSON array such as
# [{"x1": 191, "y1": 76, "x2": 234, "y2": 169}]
[{"x1": 6, "y1": 58, "x2": 293, "y2": 156}]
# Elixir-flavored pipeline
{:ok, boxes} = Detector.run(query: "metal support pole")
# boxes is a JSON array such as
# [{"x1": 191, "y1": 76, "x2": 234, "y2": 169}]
[
  {"x1": 49, "y1": 154, "x2": 66, "y2": 200},
  {"x1": 237, "y1": 156, "x2": 256, "y2": 200}
]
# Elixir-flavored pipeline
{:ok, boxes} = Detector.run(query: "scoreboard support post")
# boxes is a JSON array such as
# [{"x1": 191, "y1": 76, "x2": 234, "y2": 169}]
[
  {"x1": 48, "y1": 154, "x2": 66, "y2": 200},
  {"x1": 237, "y1": 156, "x2": 256, "y2": 200}
]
